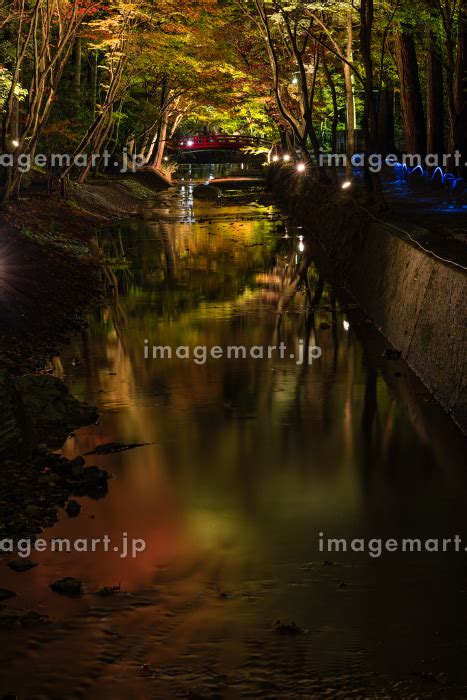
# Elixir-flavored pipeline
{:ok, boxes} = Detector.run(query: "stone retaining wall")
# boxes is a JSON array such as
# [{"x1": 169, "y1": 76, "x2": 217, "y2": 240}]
[{"x1": 269, "y1": 167, "x2": 467, "y2": 432}]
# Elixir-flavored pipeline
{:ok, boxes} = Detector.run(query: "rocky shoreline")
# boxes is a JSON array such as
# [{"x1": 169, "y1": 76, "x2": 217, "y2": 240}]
[
  {"x1": 0, "y1": 170, "x2": 171, "y2": 608},
  {"x1": 0, "y1": 370, "x2": 112, "y2": 625},
  {"x1": 0, "y1": 371, "x2": 108, "y2": 538}
]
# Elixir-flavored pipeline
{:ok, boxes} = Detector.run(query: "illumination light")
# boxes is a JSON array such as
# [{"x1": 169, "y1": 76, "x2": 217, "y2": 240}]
[
  {"x1": 283, "y1": 154, "x2": 290, "y2": 162},
  {"x1": 298, "y1": 240, "x2": 305, "y2": 253},
  {"x1": 393, "y1": 161, "x2": 464, "y2": 191},
  {"x1": 272, "y1": 154, "x2": 280, "y2": 162},
  {"x1": 292, "y1": 76, "x2": 298, "y2": 85},
  {"x1": 11, "y1": 139, "x2": 19, "y2": 148},
  {"x1": 342, "y1": 180, "x2": 352, "y2": 189},
  {"x1": 164, "y1": 156, "x2": 169, "y2": 161},
  {"x1": 187, "y1": 139, "x2": 194, "y2": 147},
  {"x1": 296, "y1": 163, "x2": 306, "y2": 173},
  {"x1": 343, "y1": 320, "x2": 350, "y2": 331}
]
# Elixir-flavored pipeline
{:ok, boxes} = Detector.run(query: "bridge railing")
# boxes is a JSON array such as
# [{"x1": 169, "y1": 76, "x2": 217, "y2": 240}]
[{"x1": 166, "y1": 134, "x2": 270, "y2": 150}]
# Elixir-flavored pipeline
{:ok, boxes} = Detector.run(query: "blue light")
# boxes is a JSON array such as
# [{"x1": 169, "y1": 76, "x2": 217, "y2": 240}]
[{"x1": 391, "y1": 161, "x2": 464, "y2": 190}]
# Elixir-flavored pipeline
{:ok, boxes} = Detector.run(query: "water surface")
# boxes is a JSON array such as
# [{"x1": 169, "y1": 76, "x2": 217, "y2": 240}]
[{"x1": 1, "y1": 166, "x2": 466, "y2": 698}]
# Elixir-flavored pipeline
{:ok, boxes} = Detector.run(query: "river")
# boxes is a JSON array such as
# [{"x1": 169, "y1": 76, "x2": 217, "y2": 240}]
[{"x1": 1, "y1": 165, "x2": 466, "y2": 698}]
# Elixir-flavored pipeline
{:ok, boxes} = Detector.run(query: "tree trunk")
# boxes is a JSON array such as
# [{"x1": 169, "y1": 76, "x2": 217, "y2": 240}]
[
  {"x1": 278, "y1": 125, "x2": 288, "y2": 150},
  {"x1": 11, "y1": 94, "x2": 19, "y2": 143},
  {"x1": 152, "y1": 110, "x2": 169, "y2": 170},
  {"x1": 426, "y1": 31, "x2": 445, "y2": 159},
  {"x1": 147, "y1": 76, "x2": 169, "y2": 167},
  {"x1": 394, "y1": 30, "x2": 426, "y2": 155},
  {"x1": 90, "y1": 51, "x2": 98, "y2": 120},
  {"x1": 145, "y1": 125, "x2": 159, "y2": 164},
  {"x1": 344, "y1": 11, "x2": 356, "y2": 177},
  {"x1": 376, "y1": 87, "x2": 396, "y2": 154},
  {"x1": 359, "y1": 0, "x2": 384, "y2": 204},
  {"x1": 169, "y1": 112, "x2": 183, "y2": 138},
  {"x1": 453, "y1": 0, "x2": 467, "y2": 175},
  {"x1": 74, "y1": 37, "x2": 82, "y2": 101},
  {"x1": 322, "y1": 56, "x2": 338, "y2": 183}
]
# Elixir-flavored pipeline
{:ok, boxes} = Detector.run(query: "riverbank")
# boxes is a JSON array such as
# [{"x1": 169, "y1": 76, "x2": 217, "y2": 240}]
[
  {"x1": 0, "y1": 169, "x2": 171, "y2": 375},
  {"x1": 0, "y1": 170, "x2": 171, "y2": 547},
  {"x1": 268, "y1": 165, "x2": 467, "y2": 433}
]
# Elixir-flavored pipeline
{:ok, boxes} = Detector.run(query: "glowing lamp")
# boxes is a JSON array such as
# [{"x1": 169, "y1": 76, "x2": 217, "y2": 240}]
[
  {"x1": 272, "y1": 154, "x2": 280, "y2": 162},
  {"x1": 343, "y1": 320, "x2": 350, "y2": 331},
  {"x1": 11, "y1": 139, "x2": 19, "y2": 148},
  {"x1": 187, "y1": 139, "x2": 194, "y2": 147},
  {"x1": 283, "y1": 154, "x2": 291, "y2": 162},
  {"x1": 296, "y1": 163, "x2": 306, "y2": 173},
  {"x1": 341, "y1": 180, "x2": 352, "y2": 189}
]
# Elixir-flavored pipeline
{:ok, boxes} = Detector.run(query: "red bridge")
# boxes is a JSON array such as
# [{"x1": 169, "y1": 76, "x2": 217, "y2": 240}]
[{"x1": 166, "y1": 134, "x2": 270, "y2": 152}]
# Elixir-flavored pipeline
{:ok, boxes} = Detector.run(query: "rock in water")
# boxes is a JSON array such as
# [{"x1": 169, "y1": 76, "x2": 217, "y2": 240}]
[
  {"x1": 83, "y1": 466, "x2": 110, "y2": 485},
  {"x1": 273, "y1": 620, "x2": 305, "y2": 635},
  {"x1": 193, "y1": 184, "x2": 222, "y2": 200},
  {"x1": 70, "y1": 463, "x2": 85, "y2": 479},
  {"x1": 8, "y1": 559, "x2": 38, "y2": 573},
  {"x1": 96, "y1": 585, "x2": 123, "y2": 597},
  {"x1": 65, "y1": 500, "x2": 81, "y2": 517},
  {"x1": 50, "y1": 577, "x2": 82, "y2": 596},
  {"x1": 70, "y1": 455, "x2": 85, "y2": 467},
  {"x1": 84, "y1": 441, "x2": 149, "y2": 455}
]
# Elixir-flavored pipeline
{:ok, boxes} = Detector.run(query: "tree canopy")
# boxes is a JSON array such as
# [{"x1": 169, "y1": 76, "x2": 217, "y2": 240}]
[{"x1": 1, "y1": 0, "x2": 466, "y2": 198}]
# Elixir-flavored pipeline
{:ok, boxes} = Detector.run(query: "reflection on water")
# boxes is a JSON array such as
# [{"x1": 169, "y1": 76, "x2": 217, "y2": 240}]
[{"x1": 1, "y1": 165, "x2": 467, "y2": 698}]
